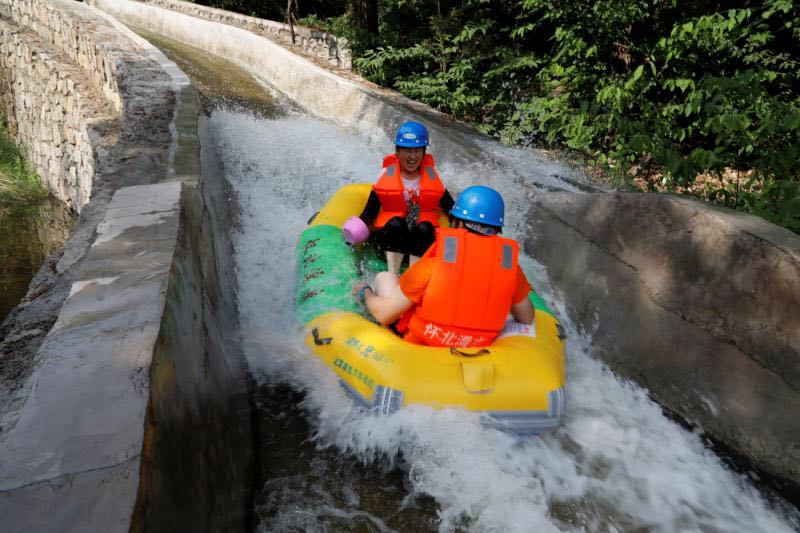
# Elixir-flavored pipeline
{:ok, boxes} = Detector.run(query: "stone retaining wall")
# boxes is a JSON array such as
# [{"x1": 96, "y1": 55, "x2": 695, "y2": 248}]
[
  {"x1": 137, "y1": 0, "x2": 350, "y2": 69},
  {"x1": 0, "y1": 19, "x2": 115, "y2": 211},
  {"x1": 0, "y1": 0, "x2": 172, "y2": 212},
  {"x1": 0, "y1": 0, "x2": 128, "y2": 113}
]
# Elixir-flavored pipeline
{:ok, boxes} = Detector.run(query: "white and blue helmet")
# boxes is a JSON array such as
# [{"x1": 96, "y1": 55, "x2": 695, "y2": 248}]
[{"x1": 395, "y1": 121, "x2": 430, "y2": 148}]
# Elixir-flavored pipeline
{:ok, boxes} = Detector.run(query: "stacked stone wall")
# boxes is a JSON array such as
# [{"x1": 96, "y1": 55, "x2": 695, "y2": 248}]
[
  {"x1": 0, "y1": 0, "x2": 169, "y2": 212},
  {"x1": 0, "y1": 0, "x2": 126, "y2": 113},
  {"x1": 137, "y1": 0, "x2": 351, "y2": 69},
  {"x1": 0, "y1": 20, "x2": 117, "y2": 211}
]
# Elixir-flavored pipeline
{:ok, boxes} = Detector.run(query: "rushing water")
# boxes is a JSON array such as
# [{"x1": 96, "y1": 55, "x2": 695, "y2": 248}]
[
  {"x1": 206, "y1": 106, "x2": 800, "y2": 532},
  {"x1": 139, "y1": 26, "x2": 798, "y2": 531},
  {"x1": 0, "y1": 197, "x2": 74, "y2": 321}
]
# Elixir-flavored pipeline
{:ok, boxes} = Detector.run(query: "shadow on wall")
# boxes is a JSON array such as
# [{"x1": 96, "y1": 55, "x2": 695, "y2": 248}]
[
  {"x1": 131, "y1": 124, "x2": 257, "y2": 530},
  {"x1": 525, "y1": 190, "x2": 800, "y2": 497}
]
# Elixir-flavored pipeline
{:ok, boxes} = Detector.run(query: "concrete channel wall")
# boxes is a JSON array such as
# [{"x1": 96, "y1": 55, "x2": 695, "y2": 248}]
[
  {"x1": 89, "y1": 0, "x2": 800, "y2": 499},
  {"x1": 0, "y1": 1, "x2": 254, "y2": 531},
  {"x1": 136, "y1": 0, "x2": 350, "y2": 69},
  {"x1": 526, "y1": 193, "x2": 800, "y2": 493},
  {"x1": 88, "y1": 0, "x2": 499, "y2": 167},
  {"x1": 133, "y1": 176, "x2": 255, "y2": 532}
]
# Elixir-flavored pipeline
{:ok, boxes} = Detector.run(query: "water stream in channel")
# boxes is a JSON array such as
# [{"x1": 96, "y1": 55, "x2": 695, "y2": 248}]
[{"x1": 145, "y1": 31, "x2": 799, "y2": 532}]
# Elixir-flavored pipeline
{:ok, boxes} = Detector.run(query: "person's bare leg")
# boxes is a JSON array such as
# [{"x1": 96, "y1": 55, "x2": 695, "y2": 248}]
[
  {"x1": 409, "y1": 255, "x2": 421, "y2": 266},
  {"x1": 385, "y1": 251, "x2": 404, "y2": 275},
  {"x1": 374, "y1": 271, "x2": 400, "y2": 297}
]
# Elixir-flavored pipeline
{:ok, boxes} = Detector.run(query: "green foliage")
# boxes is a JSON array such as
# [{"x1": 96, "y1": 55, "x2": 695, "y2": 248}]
[
  {"x1": 189, "y1": 0, "x2": 283, "y2": 19},
  {"x1": 338, "y1": 0, "x2": 800, "y2": 232},
  {"x1": 0, "y1": 115, "x2": 46, "y2": 205},
  {"x1": 298, "y1": 13, "x2": 345, "y2": 33},
  {"x1": 190, "y1": 0, "x2": 345, "y2": 21},
  {"x1": 708, "y1": 176, "x2": 800, "y2": 233},
  {"x1": 353, "y1": 0, "x2": 540, "y2": 136}
]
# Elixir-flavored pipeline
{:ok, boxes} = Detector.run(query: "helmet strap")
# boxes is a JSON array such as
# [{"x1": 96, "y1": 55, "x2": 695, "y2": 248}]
[{"x1": 463, "y1": 221, "x2": 498, "y2": 236}]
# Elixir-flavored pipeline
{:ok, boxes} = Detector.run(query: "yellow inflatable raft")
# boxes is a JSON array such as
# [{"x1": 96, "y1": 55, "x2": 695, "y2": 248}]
[{"x1": 296, "y1": 184, "x2": 565, "y2": 434}]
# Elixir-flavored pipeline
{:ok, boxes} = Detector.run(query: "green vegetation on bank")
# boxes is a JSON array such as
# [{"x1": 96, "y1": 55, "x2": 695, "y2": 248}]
[
  {"x1": 188, "y1": 0, "x2": 342, "y2": 22},
  {"x1": 0, "y1": 115, "x2": 46, "y2": 205},
  {"x1": 199, "y1": 0, "x2": 800, "y2": 233}
]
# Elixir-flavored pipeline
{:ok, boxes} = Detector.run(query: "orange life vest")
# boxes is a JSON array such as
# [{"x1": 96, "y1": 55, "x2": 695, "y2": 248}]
[
  {"x1": 373, "y1": 153, "x2": 445, "y2": 228},
  {"x1": 403, "y1": 228, "x2": 519, "y2": 348}
]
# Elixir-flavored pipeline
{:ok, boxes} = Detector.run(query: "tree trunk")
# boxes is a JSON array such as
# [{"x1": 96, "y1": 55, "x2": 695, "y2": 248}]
[
  {"x1": 285, "y1": 0, "x2": 297, "y2": 44},
  {"x1": 353, "y1": 0, "x2": 377, "y2": 34}
]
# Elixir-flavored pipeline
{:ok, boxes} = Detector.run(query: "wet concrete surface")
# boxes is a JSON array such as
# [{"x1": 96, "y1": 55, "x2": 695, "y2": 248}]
[
  {"x1": 0, "y1": 181, "x2": 183, "y2": 531},
  {"x1": 132, "y1": 27, "x2": 291, "y2": 120},
  {"x1": 0, "y1": 49, "x2": 176, "y2": 419}
]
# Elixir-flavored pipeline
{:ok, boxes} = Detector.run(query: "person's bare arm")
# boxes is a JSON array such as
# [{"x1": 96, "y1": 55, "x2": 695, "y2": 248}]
[
  {"x1": 511, "y1": 298, "x2": 535, "y2": 325},
  {"x1": 354, "y1": 282, "x2": 414, "y2": 325}
]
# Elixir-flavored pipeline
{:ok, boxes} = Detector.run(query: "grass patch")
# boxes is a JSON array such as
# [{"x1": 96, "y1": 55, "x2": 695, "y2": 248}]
[{"x1": 0, "y1": 117, "x2": 47, "y2": 206}]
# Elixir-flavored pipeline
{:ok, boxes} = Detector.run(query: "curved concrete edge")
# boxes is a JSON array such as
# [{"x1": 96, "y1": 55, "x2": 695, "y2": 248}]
[
  {"x1": 84, "y1": 0, "x2": 197, "y2": 183},
  {"x1": 87, "y1": 0, "x2": 505, "y2": 166},
  {"x1": 138, "y1": 0, "x2": 351, "y2": 68},
  {"x1": 525, "y1": 191, "x2": 800, "y2": 494},
  {"x1": 88, "y1": 4, "x2": 191, "y2": 92}
]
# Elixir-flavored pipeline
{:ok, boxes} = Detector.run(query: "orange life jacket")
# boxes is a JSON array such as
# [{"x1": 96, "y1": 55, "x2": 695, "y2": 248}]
[
  {"x1": 373, "y1": 153, "x2": 445, "y2": 228},
  {"x1": 403, "y1": 228, "x2": 519, "y2": 347}
]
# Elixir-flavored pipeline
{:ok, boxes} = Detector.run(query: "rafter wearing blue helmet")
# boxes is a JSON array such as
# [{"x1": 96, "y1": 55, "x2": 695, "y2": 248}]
[
  {"x1": 395, "y1": 121, "x2": 430, "y2": 148},
  {"x1": 353, "y1": 185, "x2": 535, "y2": 348},
  {"x1": 449, "y1": 185, "x2": 505, "y2": 236},
  {"x1": 351, "y1": 121, "x2": 455, "y2": 274}
]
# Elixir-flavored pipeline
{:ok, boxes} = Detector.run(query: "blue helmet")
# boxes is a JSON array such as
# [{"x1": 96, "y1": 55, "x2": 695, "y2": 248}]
[
  {"x1": 450, "y1": 186, "x2": 505, "y2": 228},
  {"x1": 395, "y1": 121, "x2": 429, "y2": 148}
]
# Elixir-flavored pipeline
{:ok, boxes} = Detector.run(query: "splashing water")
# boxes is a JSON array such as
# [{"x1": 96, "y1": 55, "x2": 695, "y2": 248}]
[{"x1": 211, "y1": 107, "x2": 798, "y2": 532}]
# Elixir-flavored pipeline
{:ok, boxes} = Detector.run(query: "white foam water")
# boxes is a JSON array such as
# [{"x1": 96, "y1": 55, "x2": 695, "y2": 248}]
[{"x1": 212, "y1": 107, "x2": 799, "y2": 532}]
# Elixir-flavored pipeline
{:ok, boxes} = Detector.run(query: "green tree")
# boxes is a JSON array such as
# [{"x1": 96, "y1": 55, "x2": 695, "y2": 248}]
[{"x1": 348, "y1": 0, "x2": 800, "y2": 232}]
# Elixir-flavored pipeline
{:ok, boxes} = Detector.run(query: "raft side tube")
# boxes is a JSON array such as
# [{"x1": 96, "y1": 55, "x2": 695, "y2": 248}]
[
  {"x1": 306, "y1": 311, "x2": 563, "y2": 413},
  {"x1": 337, "y1": 374, "x2": 564, "y2": 435},
  {"x1": 480, "y1": 386, "x2": 566, "y2": 434},
  {"x1": 310, "y1": 183, "x2": 372, "y2": 229}
]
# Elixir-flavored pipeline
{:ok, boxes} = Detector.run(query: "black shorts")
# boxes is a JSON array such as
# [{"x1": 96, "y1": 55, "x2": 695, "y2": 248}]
[{"x1": 369, "y1": 216, "x2": 435, "y2": 257}]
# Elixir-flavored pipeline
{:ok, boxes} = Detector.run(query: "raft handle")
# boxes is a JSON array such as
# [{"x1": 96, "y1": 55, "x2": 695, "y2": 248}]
[
  {"x1": 556, "y1": 324, "x2": 566, "y2": 340},
  {"x1": 312, "y1": 327, "x2": 332, "y2": 346},
  {"x1": 450, "y1": 347, "x2": 490, "y2": 358}
]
